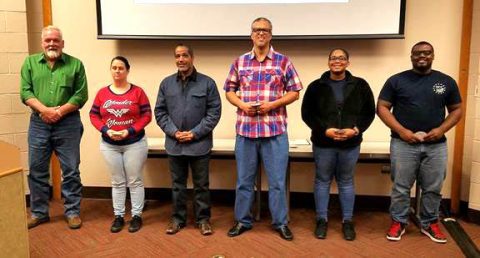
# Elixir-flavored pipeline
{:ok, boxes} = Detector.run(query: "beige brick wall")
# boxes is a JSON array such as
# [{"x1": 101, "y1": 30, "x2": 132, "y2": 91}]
[
  {"x1": 0, "y1": 1, "x2": 26, "y2": 12},
  {"x1": 0, "y1": 0, "x2": 40, "y2": 194},
  {"x1": 468, "y1": 0, "x2": 480, "y2": 210},
  {"x1": 0, "y1": 11, "x2": 6, "y2": 32},
  {"x1": 5, "y1": 12, "x2": 27, "y2": 32}
]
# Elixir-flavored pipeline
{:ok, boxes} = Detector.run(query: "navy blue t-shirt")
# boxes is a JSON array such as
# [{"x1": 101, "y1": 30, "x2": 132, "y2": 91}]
[
  {"x1": 328, "y1": 78, "x2": 347, "y2": 107},
  {"x1": 378, "y1": 70, "x2": 461, "y2": 143}
]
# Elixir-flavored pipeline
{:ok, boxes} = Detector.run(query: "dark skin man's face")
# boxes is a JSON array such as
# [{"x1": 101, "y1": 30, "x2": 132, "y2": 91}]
[{"x1": 411, "y1": 44, "x2": 434, "y2": 74}]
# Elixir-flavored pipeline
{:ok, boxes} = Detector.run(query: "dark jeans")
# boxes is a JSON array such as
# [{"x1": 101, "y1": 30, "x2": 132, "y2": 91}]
[
  {"x1": 168, "y1": 154, "x2": 211, "y2": 224},
  {"x1": 28, "y1": 112, "x2": 83, "y2": 218}
]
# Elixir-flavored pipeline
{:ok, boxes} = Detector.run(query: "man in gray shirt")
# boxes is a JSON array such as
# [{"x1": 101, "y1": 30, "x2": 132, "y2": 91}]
[{"x1": 155, "y1": 44, "x2": 221, "y2": 236}]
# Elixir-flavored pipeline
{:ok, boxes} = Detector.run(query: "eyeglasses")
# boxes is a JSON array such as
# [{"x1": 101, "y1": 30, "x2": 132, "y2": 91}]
[
  {"x1": 252, "y1": 28, "x2": 271, "y2": 34},
  {"x1": 412, "y1": 50, "x2": 433, "y2": 57},
  {"x1": 329, "y1": 56, "x2": 348, "y2": 61}
]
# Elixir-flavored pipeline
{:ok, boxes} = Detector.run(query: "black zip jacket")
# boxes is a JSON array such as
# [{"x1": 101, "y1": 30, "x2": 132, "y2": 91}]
[{"x1": 301, "y1": 71, "x2": 375, "y2": 148}]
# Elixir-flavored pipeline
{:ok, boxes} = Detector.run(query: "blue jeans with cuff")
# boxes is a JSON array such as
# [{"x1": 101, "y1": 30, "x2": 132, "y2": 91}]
[
  {"x1": 28, "y1": 112, "x2": 83, "y2": 219},
  {"x1": 389, "y1": 138, "x2": 447, "y2": 228}
]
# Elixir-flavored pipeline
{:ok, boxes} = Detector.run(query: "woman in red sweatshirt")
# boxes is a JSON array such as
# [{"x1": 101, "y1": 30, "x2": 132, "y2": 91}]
[{"x1": 90, "y1": 56, "x2": 151, "y2": 233}]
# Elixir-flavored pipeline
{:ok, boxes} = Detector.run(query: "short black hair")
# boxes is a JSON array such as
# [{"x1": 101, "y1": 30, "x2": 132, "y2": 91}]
[
  {"x1": 411, "y1": 41, "x2": 434, "y2": 53},
  {"x1": 110, "y1": 56, "x2": 130, "y2": 71},
  {"x1": 174, "y1": 43, "x2": 194, "y2": 58},
  {"x1": 328, "y1": 48, "x2": 349, "y2": 60}
]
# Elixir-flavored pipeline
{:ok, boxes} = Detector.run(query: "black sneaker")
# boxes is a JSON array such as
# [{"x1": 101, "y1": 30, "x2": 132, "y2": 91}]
[
  {"x1": 128, "y1": 215, "x2": 142, "y2": 233},
  {"x1": 110, "y1": 215, "x2": 125, "y2": 233},
  {"x1": 275, "y1": 225, "x2": 294, "y2": 241},
  {"x1": 315, "y1": 218, "x2": 328, "y2": 239},
  {"x1": 342, "y1": 220, "x2": 356, "y2": 241}
]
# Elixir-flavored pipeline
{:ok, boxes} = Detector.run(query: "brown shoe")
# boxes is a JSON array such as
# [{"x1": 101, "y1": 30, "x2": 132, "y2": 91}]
[
  {"x1": 66, "y1": 215, "x2": 82, "y2": 229},
  {"x1": 199, "y1": 222, "x2": 213, "y2": 236},
  {"x1": 27, "y1": 216, "x2": 50, "y2": 229},
  {"x1": 166, "y1": 220, "x2": 184, "y2": 235}
]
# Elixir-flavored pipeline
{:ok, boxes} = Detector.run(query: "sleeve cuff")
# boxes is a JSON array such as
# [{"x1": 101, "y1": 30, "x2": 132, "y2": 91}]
[
  {"x1": 353, "y1": 126, "x2": 360, "y2": 135},
  {"x1": 127, "y1": 127, "x2": 136, "y2": 136},
  {"x1": 101, "y1": 126, "x2": 109, "y2": 134}
]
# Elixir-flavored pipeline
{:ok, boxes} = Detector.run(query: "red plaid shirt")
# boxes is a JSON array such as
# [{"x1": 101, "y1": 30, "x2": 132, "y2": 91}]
[{"x1": 224, "y1": 47, "x2": 303, "y2": 138}]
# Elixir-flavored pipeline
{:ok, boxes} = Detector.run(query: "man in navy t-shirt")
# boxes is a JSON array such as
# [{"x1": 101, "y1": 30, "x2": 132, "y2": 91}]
[{"x1": 377, "y1": 41, "x2": 462, "y2": 244}]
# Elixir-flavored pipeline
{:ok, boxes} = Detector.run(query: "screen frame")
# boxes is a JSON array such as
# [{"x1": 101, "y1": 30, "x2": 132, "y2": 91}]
[{"x1": 96, "y1": 0, "x2": 406, "y2": 40}]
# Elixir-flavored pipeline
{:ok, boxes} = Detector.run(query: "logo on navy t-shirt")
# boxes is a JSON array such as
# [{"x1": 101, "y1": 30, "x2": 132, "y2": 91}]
[{"x1": 432, "y1": 83, "x2": 446, "y2": 95}]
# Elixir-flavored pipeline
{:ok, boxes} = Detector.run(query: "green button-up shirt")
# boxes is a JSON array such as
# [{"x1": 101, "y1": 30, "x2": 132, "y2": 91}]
[{"x1": 20, "y1": 52, "x2": 88, "y2": 108}]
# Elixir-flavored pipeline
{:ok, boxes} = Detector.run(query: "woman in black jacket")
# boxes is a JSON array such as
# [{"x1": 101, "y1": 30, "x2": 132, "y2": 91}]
[{"x1": 301, "y1": 48, "x2": 375, "y2": 241}]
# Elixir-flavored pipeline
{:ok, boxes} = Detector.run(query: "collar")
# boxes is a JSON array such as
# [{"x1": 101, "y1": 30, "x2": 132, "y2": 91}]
[
  {"x1": 176, "y1": 67, "x2": 197, "y2": 82},
  {"x1": 248, "y1": 46, "x2": 274, "y2": 60},
  {"x1": 38, "y1": 53, "x2": 66, "y2": 64},
  {"x1": 320, "y1": 70, "x2": 353, "y2": 82}
]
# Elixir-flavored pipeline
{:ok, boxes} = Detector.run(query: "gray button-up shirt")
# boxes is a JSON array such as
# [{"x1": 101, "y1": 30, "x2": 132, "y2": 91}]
[{"x1": 155, "y1": 69, "x2": 222, "y2": 156}]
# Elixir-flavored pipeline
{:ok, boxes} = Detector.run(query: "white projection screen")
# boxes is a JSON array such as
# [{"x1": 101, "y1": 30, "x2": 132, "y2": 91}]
[{"x1": 96, "y1": 0, "x2": 406, "y2": 39}]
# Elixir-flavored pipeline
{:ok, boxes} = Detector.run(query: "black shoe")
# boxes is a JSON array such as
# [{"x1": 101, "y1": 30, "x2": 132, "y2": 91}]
[
  {"x1": 342, "y1": 220, "x2": 356, "y2": 241},
  {"x1": 227, "y1": 222, "x2": 251, "y2": 237},
  {"x1": 276, "y1": 225, "x2": 293, "y2": 241},
  {"x1": 128, "y1": 215, "x2": 142, "y2": 233},
  {"x1": 315, "y1": 218, "x2": 328, "y2": 239},
  {"x1": 110, "y1": 215, "x2": 125, "y2": 233}
]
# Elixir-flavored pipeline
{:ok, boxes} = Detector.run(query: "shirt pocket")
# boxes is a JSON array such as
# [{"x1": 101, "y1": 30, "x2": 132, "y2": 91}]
[
  {"x1": 58, "y1": 74, "x2": 74, "y2": 94},
  {"x1": 265, "y1": 69, "x2": 283, "y2": 99},
  {"x1": 238, "y1": 70, "x2": 253, "y2": 89},
  {"x1": 191, "y1": 92, "x2": 207, "y2": 111}
]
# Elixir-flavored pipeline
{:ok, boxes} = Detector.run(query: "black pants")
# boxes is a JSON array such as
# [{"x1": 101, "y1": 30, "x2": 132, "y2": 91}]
[{"x1": 168, "y1": 154, "x2": 211, "y2": 224}]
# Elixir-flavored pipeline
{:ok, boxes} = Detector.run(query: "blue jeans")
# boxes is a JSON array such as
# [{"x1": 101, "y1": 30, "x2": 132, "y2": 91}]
[
  {"x1": 28, "y1": 112, "x2": 83, "y2": 218},
  {"x1": 313, "y1": 145, "x2": 360, "y2": 222},
  {"x1": 234, "y1": 133, "x2": 289, "y2": 228},
  {"x1": 389, "y1": 138, "x2": 447, "y2": 228},
  {"x1": 100, "y1": 137, "x2": 148, "y2": 217},
  {"x1": 168, "y1": 154, "x2": 211, "y2": 224}
]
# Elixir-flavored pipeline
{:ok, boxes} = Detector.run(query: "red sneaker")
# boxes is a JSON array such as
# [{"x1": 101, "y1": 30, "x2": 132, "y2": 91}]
[
  {"x1": 421, "y1": 222, "x2": 447, "y2": 243},
  {"x1": 386, "y1": 221, "x2": 405, "y2": 241}
]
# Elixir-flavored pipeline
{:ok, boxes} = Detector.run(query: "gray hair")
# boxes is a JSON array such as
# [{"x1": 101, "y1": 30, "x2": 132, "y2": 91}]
[{"x1": 41, "y1": 25, "x2": 63, "y2": 40}]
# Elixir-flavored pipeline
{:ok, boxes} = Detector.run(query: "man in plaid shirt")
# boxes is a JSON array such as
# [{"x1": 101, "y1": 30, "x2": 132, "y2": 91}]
[{"x1": 224, "y1": 17, "x2": 303, "y2": 241}]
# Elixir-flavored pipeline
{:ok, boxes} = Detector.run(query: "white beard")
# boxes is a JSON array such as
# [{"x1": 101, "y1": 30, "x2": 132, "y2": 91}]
[{"x1": 45, "y1": 50, "x2": 60, "y2": 59}]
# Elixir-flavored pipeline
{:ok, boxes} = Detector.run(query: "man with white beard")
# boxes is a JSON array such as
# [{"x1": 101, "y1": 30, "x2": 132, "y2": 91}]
[{"x1": 20, "y1": 25, "x2": 88, "y2": 230}]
